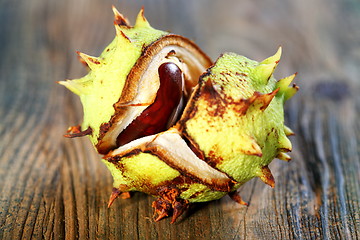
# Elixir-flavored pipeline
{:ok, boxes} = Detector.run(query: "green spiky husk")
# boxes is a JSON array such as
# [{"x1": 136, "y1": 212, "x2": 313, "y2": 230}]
[
  {"x1": 103, "y1": 50, "x2": 296, "y2": 202},
  {"x1": 61, "y1": 7, "x2": 298, "y2": 214},
  {"x1": 61, "y1": 14, "x2": 167, "y2": 147},
  {"x1": 182, "y1": 52, "x2": 291, "y2": 186}
]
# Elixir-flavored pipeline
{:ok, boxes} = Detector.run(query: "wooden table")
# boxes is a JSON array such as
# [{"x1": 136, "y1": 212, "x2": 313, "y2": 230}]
[{"x1": 1, "y1": 0, "x2": 359, "y2": 239}]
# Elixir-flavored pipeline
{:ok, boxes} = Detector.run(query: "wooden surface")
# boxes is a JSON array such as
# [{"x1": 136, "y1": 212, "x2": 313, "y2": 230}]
[{"x1": 1, "y1": 0, "x2": 359, "y2": 239}]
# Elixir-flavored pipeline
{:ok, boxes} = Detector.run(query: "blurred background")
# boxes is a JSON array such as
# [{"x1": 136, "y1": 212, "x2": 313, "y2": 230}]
[
  {"x1": 2, "y1": 0, "x2": 359, "y2": 100},
  {"x1": 63, "y1": 0, "x2": 360, "y2": 89},
  {"x1": 0, "y1": 0, "x2": 359, "y2": 239}
]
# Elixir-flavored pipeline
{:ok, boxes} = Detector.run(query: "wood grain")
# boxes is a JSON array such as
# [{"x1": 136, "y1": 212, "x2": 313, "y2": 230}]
[{"x1": 0, "y1": 0, "x2": 359, "y2": 239}]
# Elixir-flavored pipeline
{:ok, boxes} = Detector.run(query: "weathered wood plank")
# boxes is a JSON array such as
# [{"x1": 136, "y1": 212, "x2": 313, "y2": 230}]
[{"x1": 0, "y1": 0, "x2": 359, "y2": 239}]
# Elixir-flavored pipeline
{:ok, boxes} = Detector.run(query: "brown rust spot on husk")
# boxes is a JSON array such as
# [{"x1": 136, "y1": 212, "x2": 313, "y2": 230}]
[
  {"x1": 259, "y1": 166, "x2": 275, "y2": 188},
  {"x1": 152, "y1": 186, "x2": 189, "y2": 223},
  {"x1": 107, "y1": 186, "x2": 131, "y2": 208},
  {"x1": 259, "y1": 88, "x2": 279, "y2": 111},
  {"x1": 100, "y1": 122, "x2": 111, "y2": 135},
  {"x1": 114, "y1": 17, "x2": 129, "y2": 27},
  {"x1": 104, "y1": 148, "x2": 142, "y2": 163},
  {"x1": 201, "y1": 79, "x2": 227, "y2": 117},
  {"x1": 207, "y1": 149, "x2": 224, "y2": 167},
  {"x1": 64, "y1": 125, "x2": 93, "y2": 138},
  {"x1": 228, "y1": 191, "x2": 249, "y2": 206}
]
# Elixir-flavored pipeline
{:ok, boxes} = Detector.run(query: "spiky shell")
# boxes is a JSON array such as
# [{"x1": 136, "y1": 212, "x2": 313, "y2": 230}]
[
  {"x1": 104, "y1": 48, "x2": 298, "y2": 201},
  {"x1": 60, "y1": 7, "x2": 212, "y2": 154},
  {"x1": 180, "y1": 50, "x2": 295, "y2": 186},
  {"x1": 61, "y1": 7, "x2": 298, "y2": 223}
]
